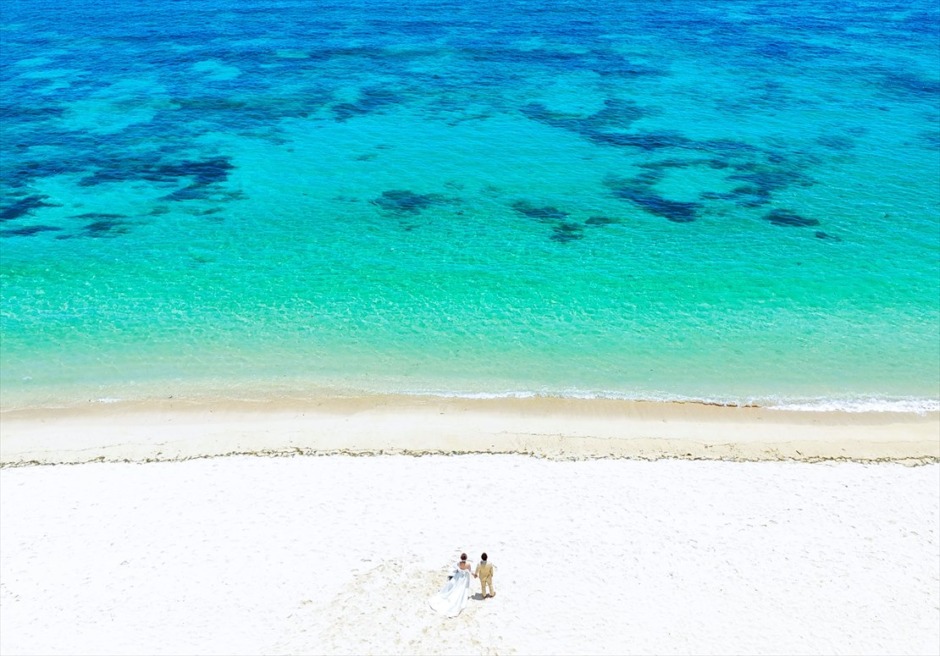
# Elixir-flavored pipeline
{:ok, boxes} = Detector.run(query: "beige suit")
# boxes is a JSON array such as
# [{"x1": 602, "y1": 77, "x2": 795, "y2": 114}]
[{"x1": 475, "y1": 561, "x2": 495, "y2": 597}]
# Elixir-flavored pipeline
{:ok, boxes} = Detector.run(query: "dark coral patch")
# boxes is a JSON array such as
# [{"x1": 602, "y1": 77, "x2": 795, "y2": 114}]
[
  {"x1": 618, "y1": 190, "x2": 700, "y2": 222},
  {"x1": 815, "y1": 231, "x2": 842, "y2": 241},
  {"x1": 637, "y1": 158, "x2": 707, "y2": 171},
  {"x1": 725, "y1": 185, "x2": 772, "y2": 208},
  {"x1": 765, "y1": 209, "x2": 820, "y2": 227},
  {"x1": 605, "y1": 176, "x2": 699, "y2": 223},
  {"x1": 332, "y1": 102, "x2": 368, "y2": 122},
  {"x1": 585, "y1": 216, "x2": 617, "y2": 226},
  {"x1": 166, "y1": 158, "x2": 233, "y2": 186},
  {"x1": 69, "y1": 212, "x2": 128, "y2": 220},
  {"x1": 1, "y1": 224, "x2": 62, "y2": 237},
  {"x1": 524, "y1": 94, "x2": 815, "y2": 215},
  {"x1": 551, "y1": 222, "x2": 585, "y2": 243},
  {"x1": 521, "y1": 98, "x2": 647, "y2": 135},
  {"x1": 511, "y1": 201, "x2": 568, "y2": 221},
  {"x1": 520, "y1": 99, "x2": 661, "y2": 157},
  {"x1": 332, "y1": 87, "x2": 401, "y2": 122},
  {"x1": 5, "y1": 159, "x2": 80, "y2": 190},
  {"x1": 520, "y1": 103, "x2": 591, "y2": 133},
  {"x1": 880, "y1": 72, "x2": 940, "y2": 99},
  {"x1": 1, "y1": 195, "x2": 56, "y2": 222},
  {"x1": 699, "y1": 191, "x2": 731, "y2": 200},
  {"x1": 371, "y1": 190, "x2": 445, "y2": 215},
  {"x1": 193, "y1": 207, "x2": 224, "y2": 216},
  {"x1": 589, "y1": 98, "x2": 649, "y2": 129},
  {"x1": 722, "y1": 162, "x2": 815, "y2": 209},
  {"x1": 627, "y1": 170, "x2": 665, "y2": 188},
  {"x1": 82, "y1": 219, "x2": 129, "y2": 237},
  {"x1": 79, "y1": 156, "x2": 234, "y2": 188},
  {"x1": 586, "y1": 130, "x2": 692, "y2": 151},
  {"x1": 0, "y1": 104, "x2": 65, "y2": 121},
  {"x1": 522, "y1": 97, "x2": 768, "y2": 162},
  {"x1": 728, "y1": 165, "x2": 814, "y2": 193}
]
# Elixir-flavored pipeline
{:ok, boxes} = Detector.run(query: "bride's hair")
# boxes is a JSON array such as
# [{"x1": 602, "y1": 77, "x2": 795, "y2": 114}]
[{"x1": 460, "y1": 553, "x2": 467, "y2": 561}]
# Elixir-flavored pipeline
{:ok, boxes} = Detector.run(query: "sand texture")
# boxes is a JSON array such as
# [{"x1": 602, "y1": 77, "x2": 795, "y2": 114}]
[
  {"x1": 1, "y1": 396, "x2": 938, "y2": 466},
  {"x1": 1, "y1": 455, "x2": 938, "y2": 655}
]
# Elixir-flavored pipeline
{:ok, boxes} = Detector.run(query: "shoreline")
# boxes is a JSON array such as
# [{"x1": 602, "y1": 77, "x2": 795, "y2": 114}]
[{"x1": 2, "y1": 394, "x2": 938, "y2": 466}]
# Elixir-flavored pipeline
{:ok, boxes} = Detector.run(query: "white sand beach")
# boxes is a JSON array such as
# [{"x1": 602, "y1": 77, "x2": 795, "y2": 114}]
[
  {"x1": 1, "y1": 454, "x2": 938, "y2": 655},
  {"x1": 1, "y1": 399, "x2": 939, "y2": 655}
]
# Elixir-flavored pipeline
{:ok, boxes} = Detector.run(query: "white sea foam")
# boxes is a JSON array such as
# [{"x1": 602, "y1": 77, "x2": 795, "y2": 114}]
[
  {"x1": 766, "y1": 397, "x2": 940, "y2": 415},
  {"x1": 400, "y1": 388, "x2": 939, "y2": 414}
]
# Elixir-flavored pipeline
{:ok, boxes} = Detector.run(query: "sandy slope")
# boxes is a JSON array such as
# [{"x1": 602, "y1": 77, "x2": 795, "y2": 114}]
[{"x1": 1, "y1": 396, "x2": 938, "y2": 465}]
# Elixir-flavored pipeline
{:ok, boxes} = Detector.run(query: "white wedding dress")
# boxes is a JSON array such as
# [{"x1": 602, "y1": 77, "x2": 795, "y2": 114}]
[{"x1": 428, "y1": 564, "x2": 472, "y2": 617}]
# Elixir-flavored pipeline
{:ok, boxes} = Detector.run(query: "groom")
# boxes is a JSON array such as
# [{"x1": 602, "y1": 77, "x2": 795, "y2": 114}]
[{"x1": 473, "y1": 552, "x2": 495, "y2": 599}]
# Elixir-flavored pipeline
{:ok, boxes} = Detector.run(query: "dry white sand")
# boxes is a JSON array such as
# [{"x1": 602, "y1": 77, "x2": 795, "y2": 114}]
[{"x1": 1, "y1": 455, "x2": 938, "y2": 655}]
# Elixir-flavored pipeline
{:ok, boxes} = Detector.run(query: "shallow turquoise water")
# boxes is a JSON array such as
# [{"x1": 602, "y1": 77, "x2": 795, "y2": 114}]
[{"x1": 2, "y1": 0, "x2": 939, "y2": 409}]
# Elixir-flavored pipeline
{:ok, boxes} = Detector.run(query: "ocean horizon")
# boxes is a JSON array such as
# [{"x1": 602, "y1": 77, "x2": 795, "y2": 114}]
[{"x1": 2, "y1": 0, "x2": 939, "y2": 412}]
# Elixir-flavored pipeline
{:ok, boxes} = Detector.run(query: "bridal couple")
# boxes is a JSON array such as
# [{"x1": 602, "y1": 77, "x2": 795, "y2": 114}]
[{"x1": 428, "y1": 552, "x2": 495, "y2": 617}]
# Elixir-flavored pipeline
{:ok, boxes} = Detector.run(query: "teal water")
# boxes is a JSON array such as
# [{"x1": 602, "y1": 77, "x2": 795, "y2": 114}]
[{"x1": 2, "y1": 0, "x2": 939, "y2": 410}]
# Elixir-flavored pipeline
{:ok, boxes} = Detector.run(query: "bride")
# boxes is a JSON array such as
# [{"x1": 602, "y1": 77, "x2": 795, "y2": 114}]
[{"x1": 428, "y1": 553, "x2": 473, "y2": 617}]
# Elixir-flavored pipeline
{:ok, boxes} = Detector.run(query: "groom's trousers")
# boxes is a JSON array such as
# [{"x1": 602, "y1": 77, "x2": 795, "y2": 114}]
[{"x1": 479, "y1": 571, "x2": 494, "y2": 597}]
